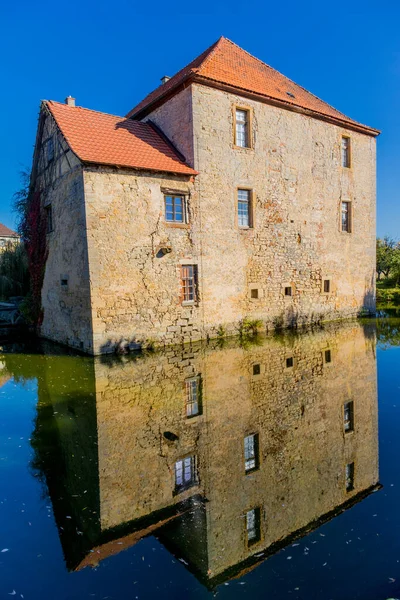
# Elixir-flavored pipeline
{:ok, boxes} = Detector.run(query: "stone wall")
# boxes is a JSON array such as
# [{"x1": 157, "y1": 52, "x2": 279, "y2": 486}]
[
  {"x1": 189, "y1": 83, "x2": 376, "y2": 332},
  {"x1": 83, "y1": 166, "x2": 199, "y2": 354},
  {"x1": 37, "y1": 82, "x2": 376, "y2": 354},
  {"x1": 143, "y1": 86, "x2": 195, "y2": 167},
  {"x1": 84, "y1": 84, "x2": 376, "y2": 353},
  {"x1": 92, "y1": 322, "x2": 378, "y2": 578},
  {"x1": 203, "y1": 323, "x2": 378, "y2": 578},
  {"x1": 38, "y1": 110, "x2": 93, "y2": 352}
]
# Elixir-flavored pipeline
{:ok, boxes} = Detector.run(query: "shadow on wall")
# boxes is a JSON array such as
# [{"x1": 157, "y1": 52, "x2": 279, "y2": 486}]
[{"x1": 362, "y1": 271, "x2": 376, "y2": 315}]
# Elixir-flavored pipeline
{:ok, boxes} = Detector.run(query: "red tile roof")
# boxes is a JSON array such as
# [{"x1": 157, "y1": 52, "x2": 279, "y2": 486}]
[
  {"x1": 44, "y1": 101, "x2": 197, "y2": 176},
  {"x1": 127, "y1": 37, "x2": 379, "y2": 136},
  {"x1": 0, "y1": 223, "x2": 18, "y2": 238}
]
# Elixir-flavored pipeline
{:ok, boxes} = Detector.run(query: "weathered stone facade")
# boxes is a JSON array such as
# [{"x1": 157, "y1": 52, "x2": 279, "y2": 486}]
[
  {"x1": 34, "y1": 113, "x2": 93, "y2": 351},
  {"x1": 34, "y1": 43, "x2": 378, "y2": 354},
  {"x1": 35, "y1": 322, "x2": 379, "y2": 581}
]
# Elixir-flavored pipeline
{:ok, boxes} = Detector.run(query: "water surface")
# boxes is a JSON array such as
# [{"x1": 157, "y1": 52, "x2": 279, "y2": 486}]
[{"x1": 1, "y1": 320, "x2": 400, "y2": 599}]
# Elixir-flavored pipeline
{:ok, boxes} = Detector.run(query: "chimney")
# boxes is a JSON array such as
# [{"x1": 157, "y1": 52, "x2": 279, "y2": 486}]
[
  {"x1": 160, "y1": 76, "x2": 170, "y2": 85},
  {"x1": 65, "y1": 96, "x2": 76, "y2": 107}
]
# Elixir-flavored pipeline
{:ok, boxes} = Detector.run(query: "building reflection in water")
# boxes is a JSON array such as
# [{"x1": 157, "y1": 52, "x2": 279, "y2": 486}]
[{"x1": 28, "y1": 321, "x2": 379, "y2": 588}]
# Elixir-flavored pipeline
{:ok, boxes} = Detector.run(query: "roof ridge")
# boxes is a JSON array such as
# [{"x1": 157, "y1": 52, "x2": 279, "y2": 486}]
[
  {"x1": 125, "y1": 38, "x2": 222, "y2": 119},
  {"x1": 196, "y1": 36, "x2": 226, "y2": 73},
  {"x1": 210, "y1": 37, "x2": 279, "y2": 74},
  {"x1": 215, "y1": 38, "x2": 363, "y2": 127},
  {"x1": 46, "y1": 100, "x2": 127, "y2": 121}
]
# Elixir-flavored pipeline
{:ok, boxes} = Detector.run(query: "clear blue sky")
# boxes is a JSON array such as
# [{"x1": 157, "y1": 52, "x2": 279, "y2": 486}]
[{"x1": 1, "y1": 0, "x2": 399, "y2": 237}]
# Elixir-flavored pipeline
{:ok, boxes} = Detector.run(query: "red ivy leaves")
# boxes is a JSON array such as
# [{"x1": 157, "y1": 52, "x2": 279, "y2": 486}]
[{"x1": 21, "y1": 191, "x2": 48, "y2": 327}]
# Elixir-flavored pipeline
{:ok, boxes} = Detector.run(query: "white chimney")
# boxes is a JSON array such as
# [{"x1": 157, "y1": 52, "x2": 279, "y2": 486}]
[
  {"x1": 160, "y1": 76, "x2": 170, "y2": 85},
  {"x1": 65, "y1": 96, "x2": 76, "y2": 107}
]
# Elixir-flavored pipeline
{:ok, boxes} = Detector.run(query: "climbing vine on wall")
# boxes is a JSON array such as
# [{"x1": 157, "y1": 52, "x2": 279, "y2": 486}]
[
  {"x1": 13, "y1": 169, "x2": 48, "y2": 327},
  {"x1": 21, "y1": 190, "x2": 48, "y2": 326}
]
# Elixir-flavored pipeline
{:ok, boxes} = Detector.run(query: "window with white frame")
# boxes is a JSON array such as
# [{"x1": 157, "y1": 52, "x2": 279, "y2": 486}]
[
  {"x1": 341, "y1": 136, "x2": 351, "y2": 168},
  {"x1": 185, "y1": 376, "x2": 202, "y2": 417},
  {"x1": 235, "y1": 109, "x2": 250, "y2": 148},
  {"x1": 344, "y1": 401, "x2": 354, "y2": 433},
  {"x1": 175, "y1": 456, "x2": 197, "y2": 492},
  {"x1": 244, "y1": 433, "x2": 259, "y2": 473},
  {"x1": 246, "y1": 507, "x2": 261, "y2": 545},
  {"x1": 181, "y1": 265, "x2": 197, "y2": 303},
  {"x1": 341, "y1": 201, "x2": 351, "y2": 233},
  {"x1": 165, "y1": 195, "x2": 185, "y2": 223},
  {"x1": 238, "y1": 189, "x2": 252, "y2": 227}
]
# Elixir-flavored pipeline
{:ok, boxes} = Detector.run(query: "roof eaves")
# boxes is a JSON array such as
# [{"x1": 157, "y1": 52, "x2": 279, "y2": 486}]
[{"x1": 81, "y1": 159, "x2": 198, "y2": 177}]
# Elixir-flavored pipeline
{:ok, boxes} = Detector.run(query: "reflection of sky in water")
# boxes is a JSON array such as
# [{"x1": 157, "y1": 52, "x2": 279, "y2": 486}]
[{"x1": 0, "y1": 320, "x2": 399, "y2": 599}]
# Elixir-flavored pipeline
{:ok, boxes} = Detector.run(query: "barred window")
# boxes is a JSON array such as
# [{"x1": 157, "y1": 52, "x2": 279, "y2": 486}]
[
  {"x1": 165, "y1": 195, "x2": 185, "y2": 223},
  {"x1": 181, "y1": 265, "x2": 197, "y2": 303},
  {"x1": 238, "y1": 189, "x2": 252, "y2": 227},
  {"x1": 244, "y1": 433, "x2": 259, "y2": 473},
  {"x1": 246, "y1": 507, "x2": 261, "y2": 545},
  {"x1": 345, "y1": 462, "x2": 354, "y2": 492},
  {"x1": 175, "y1": 456, "x2": 197, "y2": 492},
  {"x1": 341, "y1": 136, "x2": 351, "y2": 168},
  {"x1": 235, "y1": 109, "x2": 250, "y2": 148},
  {"x1": 185, "y1": 376, "x2": 202, "y2": 417},
  {"x1": 344, "y1": 401, "x2": 354, "y2": 433},
  {"x1": 341, "y1": 201, "x2": 351, "y2": 232}
]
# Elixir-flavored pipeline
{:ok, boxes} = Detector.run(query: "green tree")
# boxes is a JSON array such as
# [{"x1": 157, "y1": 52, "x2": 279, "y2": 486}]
[
  {"x1": 0, "y1": 242, "x2": 29, "y2": 300},
  {"x1": 376, "y1": 236, "x2": 397, "y2": 280},
  {"x1": 389, "y1": 246, "x2": 400, "y2": 285}
]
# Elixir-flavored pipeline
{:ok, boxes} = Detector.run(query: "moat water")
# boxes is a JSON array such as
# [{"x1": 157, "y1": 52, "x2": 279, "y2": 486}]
[{"x1": 1, "y1": 319, "x2": 400, "y2": 600}]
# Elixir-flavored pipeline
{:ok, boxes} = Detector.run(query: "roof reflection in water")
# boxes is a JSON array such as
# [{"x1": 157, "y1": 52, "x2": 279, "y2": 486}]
[{"x1": 24, "y1": 321, "x2": 379, "y2": 588}]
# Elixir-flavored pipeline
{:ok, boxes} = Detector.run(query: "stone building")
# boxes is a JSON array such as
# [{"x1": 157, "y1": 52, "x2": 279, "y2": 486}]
[
  {"x1": 30, "y1": 37, "x2": 380, "y2": 354},
  {"x1": 30, "y1": 322, "x2": 379, "y2": 584}
]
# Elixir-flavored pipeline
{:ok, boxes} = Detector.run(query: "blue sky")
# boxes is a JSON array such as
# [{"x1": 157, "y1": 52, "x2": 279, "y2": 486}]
[{"x1": 1, "y1": 0, "x2": 399, "y2": 237}]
